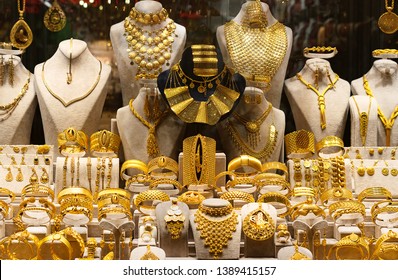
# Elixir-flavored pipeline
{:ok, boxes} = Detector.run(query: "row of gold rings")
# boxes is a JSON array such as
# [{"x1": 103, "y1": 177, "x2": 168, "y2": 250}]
[
  {"x1": 320, "y1": 186, "x2": 353, "y2": 206},
  {"x1": 357, "y1": 187, "x2": 392, "y2": 203},
  {"x1": 289, "y1": 198, "x2": 326, "y2": 221},
  {"x1": 284, "y1": 129, "x2": 315, "y2": 159},
  {"x1": 371, "y1": 200, "x2": 398, "y2": 227},
  {"x1": 6, "y1": 230, "x2": 40, "y2": 260},
  {"x1": 177, "y1": 191, "x2": 205, "y2": 207},
  {"x1": 90, "y1": 130, "x2": 121, "y2": 156},
  {"x1": 147, "y1": 156, "x2": 178, "y2": 177},
  {"x1": 149, "y1": 178, "x2": 183, "y2": 192},
  {"x1": 21, "y1": 183, "x2": 54, "y2": 202},
  {"x1": 315, "y1": 135, "x2": 345, "y2": 158},
  {"x1": 253, "y1": 173, "x2": 290, "y2": 192},
  {"x1": 257, "y1": 192, "x2": 291, "y2": 218},
  {"x1": 57, "y1": 127, "x2": 88, "y2": 156},
  {"x1": 327, "y1": 233, "x2": 369, "y2": 260},
  {"x1": 133, "y1": 190, "x2": 170, "y2": 215},
  {"x1": 219, "y1": 191, "x2": 255, "y2": 209},
  {"x1": 37, "y1": 232, "x2": 73, "y2": 260},
  {"x1": 227, "y1": 155, "x2": 262, "y2": 175},
  {"x1": 58, "y1": 187, "x2": 93, "y2": 223},
  {"x1": 0, "y1": 187, "x2": 15, "y2": 203},
  {"x1": 371, "y1": 230, "x2": 398, "y2": 260},
  {"x1": 328, "y1": 200, "x2": 365, "y2": 224}
]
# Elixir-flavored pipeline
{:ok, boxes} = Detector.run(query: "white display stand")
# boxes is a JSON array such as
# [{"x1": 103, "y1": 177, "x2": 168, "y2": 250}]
[
  {"x1": 137, "y1": 215, "x2": 158, "y2": 246},
  {"x1": 100, "y1": 219, "x2": 135, "y2": 260},
  {"x1": 292, "y1": 220, "x2": 328, "y2": 253}
]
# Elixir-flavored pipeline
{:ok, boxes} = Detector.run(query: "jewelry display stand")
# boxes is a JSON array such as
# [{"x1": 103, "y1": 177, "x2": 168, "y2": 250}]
[
  {"x1": 34, "y1": 39, "x2": 111, "y2": 157},
  {"x1": 155, "y1": 200, "x2": 189, "y2": 257},
  {"x1": 241, "y1": 203, "x2": 277, "y2": 258},
  {"x1": 216, "y1": 1, "x2": 293, "y2": 108},
  {"x1": 0, "y1": 55, "x2": 36, "y2": 145},
  {"x1": 284, "y1": 58, "x2": 350, "y2": 143},
  {"x1": 292, "y1": 220, "x2": 328, "y2": 254},
  {"x1": 136, "y1": 216, "x2": 158, "y2": 246},
  {"x1": 110, "y1": 0, "x2": 186, "y2": 105},
  {"x1": 99, "y1": 219, "x2": 135, "y2": 260}
]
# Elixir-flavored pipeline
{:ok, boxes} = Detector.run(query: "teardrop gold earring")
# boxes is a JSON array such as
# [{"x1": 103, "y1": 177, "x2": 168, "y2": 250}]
[{"x1": 41, "y1": 168, "x2": 49, "y2": 184}]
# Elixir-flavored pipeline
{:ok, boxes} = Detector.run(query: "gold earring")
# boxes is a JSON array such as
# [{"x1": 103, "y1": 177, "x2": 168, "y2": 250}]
[
  {"x1": 30, "y1": 168, "x2": 38, "y2": 183},
  {"x1": 8, "y1": 56, "x2": 14, "y2": 87},
  {"x1": 5, "y1": 167, "x2": 13, "y2": 182},
  {"x1": 16, "y1": 167, "x2": 23, "y2": 182},
  {"x1": 40, "y1": 168, "x2": 49, "y2": 184},
  {"x1": 108, "y1": 232, "x2": 115, "y2": 251},
  {"x1": 34, "y1": 156, "x2": 39, "y2": 165},
  {"x1": 0, "y1": 55, "x2": 4, "y2": 86},
  {"x1": 44, "y1": 157, "x2": 50, "y2": 165}
]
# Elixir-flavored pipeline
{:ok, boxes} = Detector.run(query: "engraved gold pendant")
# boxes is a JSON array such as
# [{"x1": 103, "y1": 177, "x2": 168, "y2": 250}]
[
  {"x1": 378, "y1": 8, "x2": 398, "y2": 34},
  {"x1": 44, "y1": 0, "x2": 67, "y2": 32},
  {"x1": 10, "y1": 18, "x2": 33, "y2": 50}
]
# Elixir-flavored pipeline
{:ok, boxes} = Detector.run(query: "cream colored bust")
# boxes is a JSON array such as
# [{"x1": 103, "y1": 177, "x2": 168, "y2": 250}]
[
  {"x1": 34, "y1": 39, "x2": 111, "y2": 156},
  {"x1": 110, "y1": 0, "x2": 187, "y2": 105},
  {"x1": 216, "y1": 0, "x2": 293, "y2": 108}
]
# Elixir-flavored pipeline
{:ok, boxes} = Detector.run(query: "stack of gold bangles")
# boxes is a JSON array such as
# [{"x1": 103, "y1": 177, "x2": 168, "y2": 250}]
[
  {"x1": 58, "y1": 187, "x2": 93, "y2": 225},
  {"x1": 58, "y1": 127, "x2": 88, "y2": 156},
  {"x1": 120, "y1": 159, "x2": 151, "y2": 187},
  {"x1": 97, "y1": 188, "x2": 132, "y2": 222},
  {"x1": 147, "y1": 156, "x2": 178, "y2": 179},
  {"x1": 90, "y1": 130, "x2": 120, "y2": 157},
  {"x1": 315, "y1": 135, "x2": 345, "y2": 158},
  {"x1": 134, "y1": 190, "x2": 170, "y2": 215}
]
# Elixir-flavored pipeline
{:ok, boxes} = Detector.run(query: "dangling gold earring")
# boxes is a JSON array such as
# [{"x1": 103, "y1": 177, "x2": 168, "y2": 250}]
[
  {"x1": 0, "y1": 55, "x2": 4, "y2": 86},
  {"x1": 40, "y1": 168, "x2": 49, "y2": 184},
  {"x1": 16, "y1": 167, "x2": 23, "y2": 182},
  {"x1": 30, "y1": 168, "x2": 38, "y2": 183},
  {"x1": 8, "y1": 56, "x2": 14, "y2": 87},
  {"x1": 5, "y1": 167, "x2": 13, "y2": 182}
]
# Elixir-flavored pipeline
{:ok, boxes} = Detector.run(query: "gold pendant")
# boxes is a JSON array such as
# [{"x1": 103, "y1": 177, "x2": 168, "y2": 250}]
[
  {"x1": 378, "y1": 10, "x2": 398, "y2": 34},
  {"x1": 10, "y1": 18, "x2": 33, "y2": 50},
  {"x1": 366, "y1": 167, "x2": 375, "y2": 176},
  {"x1": 16, "y1": 168, "x2": 24, "y2": 182},
  {"x1": 44, "y1": 0, "x2": 66, "y2": 32},
  {"x1": 391, "y1": 168, "x2": 398, "y2": 176},
  {"x1": 357, "y1": 166, "x2": 366, "y2": 176},
  {"x1": 382, "y1": 168, "x2": 390, "y2": 176},
  {"x1": 6, "y1": 168, "x2": 13, "y2": 182},
  {"x1": 243, "y1": 204, "x2": 275, "y2": 241}
]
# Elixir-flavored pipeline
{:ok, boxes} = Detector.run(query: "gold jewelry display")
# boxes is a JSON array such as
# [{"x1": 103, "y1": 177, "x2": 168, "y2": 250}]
[
  {"x1": 164, "y1": 62, "x2": 240, "y2": 125},
  {"x1": 363, "y1": 75, "x2": 398, "y2": 146},
  {"x1": 97, "y1": 188, "x2": 132, "y2": 222},
  {"x1": 371, "y1": 200, "x2": 398, "y2": 226},
  {"x1": 379, "y1": 0, "x2": 398, "y2": 34},
  {"x1": 164, "y1": 198, "x2": 185, "y2": 239},
  {"x1": 327, "y1": 233, "x2": 370, "y2": 260},
  {"x1": 371, "y1": 230, "x2": 398, "y2": 260},
  {"x1": 6, "y1": 230, "x2": 39, "y2": 260},
  {"x1": 124, "y1": 7, "x2": 175, "y2": 80},
  {"x1": 0, "y1": 72, "x2": 30, "y2": 122},
  {"x1": 303, "y1": 46, "x2": 338, "y2": 58},
  {"x1": 183, "y1": 134, "x2": 216, "y2": 187},
  {"x1": 129, "y1": 99, "x2": 168, "y2": 158},
  {"x1": 43, "y1": 0, "x2": 66, "y2": 32},
  {"x1": 42, "y1": 60, "x2": 102, "y2": 107},
  {"x1": 220, "y1": 190, "x2": 255, "y2": 209},
  {"x1": 57, "y1": 187, "x2": 94, "y2": 223},
  {"x1": 352, "y1": 96, "x2": 372, "y2": 146},
  {"x1": 224, "y1": 10, "x2": 287, "y2": 92},
  {"x1": 315, "y1": 135, "x2": 344, "y2": 158},
  {"x1": 177, "y1": 191, "x2": 205, "y2": 207},
  {"x1": 192, "y1": 45, "x2": 218, "y2": 77},
  {"x1": 284, "y1": 130, "x2": 315, "y2": 158},
  {"x1": 257, "y1": 192, "x2": 291, "y2": 218},
  {"x1": 328, "y1": 200, "x2": 365, "y2": 224},
  {"x1": 134, "y1": 190, "x2": 170, "y2": 214},
  {"x1": 357, "y1": 187, "x2": 392, "y2": 203},
  {"x1": 10, "y1": 0, "x2": 33, "y2": 50},
  {"x1": 296, "y1": 72, "x2": 339, "y2": 130},
  {"x1": 232, "y1": 102, "x2": 272, "y2": 148},
  {"x1": 57, "y1": 127, "x2": 88, "y2": 155},
  {"x1": 289, "y1": 197, "x2": 326, "y2": 221},
  {"x1": 90, "y1": 130, "x2": 120, "y2": 156},
  {"x1": 243, "y1": 203, "x2": 275, "y2": 241},
  {"x1": 140, "y1": 245, "x2": 160, "y2": 260},
  {"x1": 194, "y1": 201, "x2": 238, "y2": 259}
]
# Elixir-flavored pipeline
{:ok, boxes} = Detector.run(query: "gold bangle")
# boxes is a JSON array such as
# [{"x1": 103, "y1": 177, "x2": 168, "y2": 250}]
[
  {"x1": 227, "y1": 155, "x2": 262, "y2": 174},
  {"x1": 327, "y1": 233, "x2": 369, "y2": 260},
  {"x1": 372, "y1": 49, "x2": 398, "y2": 59},
  {"x1": 320, "y1": 187, "x2": 353, "y2": 206},
  {"x1": 58, "y1": 187, "x2": 94, "y2": 223},
  {"x1": 126, "y1": 174, "x2": 153, "y2": 187},
  {"x1": 37, "y1": 232, "x2": 73, "y2": 260},
  {"x1": 315, "y1": 135, "x2": 345, "y2": 158},
  {"x1": 289, "y1": 198, "x2": 326, "y2": 221},
  {"x1": 257, "y1": 192, "x2": 291, "y2": 218},
  {"x1": 148, "y1": 178, "x2": 183, "y2": 192},
  {"x1": 134, "y1": 190, "x2": 170, "y2": 214},
  {"x1": 253, "y1": 173, "x2": 290, "y2": 192},
  {"x1": 147, "y1": 156, "x2": 178, "y2": 177},
  {"x1": 57, "y1": 127, "x2": 88, "y2": 156},
  {"x1": 328, "y1": 200, "x2": 365, "y2": 224},
  {"x1": 16, "y1": 197, "x2": 55, "y2": 227},
  {"x1": 0, "y1": 187, "x2": 15, "y2": 203},
  {"x1": 97, "y1": 188, "x2": 132, "y2": 221},
  {"x1": 284, "y1": 130, "x2": 315, "y2": 158},
  {"x1": 177, "y1": 191, "x2": 205, "y2": 207},
  {"x1": 214, "y1": 171, "x2": 236, "y2": 192},
  {"x1": 243, "y1": 203, "x2": 275, "y2": 241},
  {"x1": 357, "y1": 187, "x2": 392, "y2": 203},
  {"x1": 225, "y1": 176, "x2": 254, "y2": 191},
  {"x1": 371, "y1": 230, "x2": 398, "y2": 260},
  {"x1": 120, "y1": 159, "x2": 148, "y2": 181},
  {"x1": 220, "y1": 190, "x2": 255, "y2": 209},
  {"x1": 303, "y1": 46, "x2": 338, "y2": 58},
  {"x1": 6, "y1": 230, "x2": 40, "y2": 260},
  {"x1": 291, "y1": 186, "x2": 316, "y2": 198},
  {"x1": 371, "y1": 200, "x2": 398, "y2": 227},
  {"x1": 59, "y1": 227, "x2": 85, "y2": 258},
  {"x1": 261, "y1": 161, "x2": 288, "y2": 178},
  {"x1": 21, "y1": 183, "x2": 54, "y2": 202},
  {"x1": 90, "y1": 130, "x2": 120, "y2": 156}
]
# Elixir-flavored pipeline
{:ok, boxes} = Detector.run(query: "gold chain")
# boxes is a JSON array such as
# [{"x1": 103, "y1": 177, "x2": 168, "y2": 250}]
[
  {"x1": 129, "y1": 98, "x2": 168, "y2": 158},
  {"x1": 386, "y1": 0, "x2": 395, "y2": 10},
  {"x1": 17, "y1": 0, "x2": 26, "y2": 16},
  {"x1": 351, "y1": 96, "x2": 372, "y2": 146},
  {"x1": 296, "y1": 73, "x2": 339, "y2": 130},
  {"x1": 363, "y1": 75, "x2": 398, "y2": 146},
  {"x1": 224, "y1": 20, "x2": 287, "y2": 92}
]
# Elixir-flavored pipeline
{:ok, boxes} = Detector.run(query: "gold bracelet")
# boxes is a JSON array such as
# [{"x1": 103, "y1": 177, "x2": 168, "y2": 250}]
[
  {"x1": 225, "y1": 176, "x2": 254, "y2": 191},
  {"x1": 292, "y1": 186, "x2": 316, "y2": 198},
  {"x1": 37, "y1": 232, "x2": 73, "y2": 260},
  {"x1": 227, "y1": 155, "x2": 262, "y2": 175},
  {"x1": 357, "y1": 187, "x2": 392, "y2": 203},
  {"x1": 214, "y1": 171, "x2": 236, "y2": 192},
  {"x1": 253, "y1": 173, "x2": 290, "y2": 192},
  {"x1": 315, "y1": 135, "x2": 345, "y2": 158},
  {"x1": 289, "y1": 198, "x2": 326, "y2": 221},
  {"x1": 0, "y1": 200, "x2": 9, "y2": 218},
  {"x1": 177, "y1": 191, "x2": 205, "y2": 207},
  {"x1": 59, "y1": 227, "x2": 85, "y2": 258},
  {"x1": 97, "y1": 188, "x2": 132, "y2": 221},
  {"x1": 120, "y1": 159, "x2": 148, "y2": 181},
  {"x1": 257, "y1": 192, "x2": 291, "y2": 218},
  {"x1": 198, "y1": 203, "x2": 233, "y2": 217},
  {"x1": 58, "y1": 187, "x2": 94, "y2": 223},
  {"x1": 134, "y1": 190, "x2": 170, "y2": 215},
  {"x1": 6, "y1": 230, "x2": 40, "y2": 260},
  {"x1": 261, "y1": 161, "x2": 288, "y2": 178},
  {"x1": 0, "y1": 187, "x2": 15, "y2": 203},
  {"x1": 328, "y1": 200, "x2": 365, "y2": 224},
  {"x1": 372, "y1": 49, "x2": 398, "y2": 58},
  {"x1": 16, "y1": 197, "x2": 55, "y2": 227},
  {"x1": 21, "y1": 183, "x2": 54, "y2": 202},
  {"x1": 371, "y1": 200, "x2": 398, "y2": 226},
  {"x1": 320, "y1": 187, "x2": 353, "y2": 206},
  {"x1": 371, "y1": 230, "x2": 398, "y2": 260},
  {"x1": 284, "y1": 130, "x2": 315, "y2": 159},
  {"x1": 57, "y1": 127, "x2": 88, "y2": 156},
  {"x1": 303, "y1": 46, "x2": 338, "y2": 58},
  {"x1": 243, "y1": 203, "x2": 275, "y2": 241},
  {"x1": 327, "y1": 233, "x2": 369, "y2": 260},
  {"x1": 90, "y1": 130, "x2": 120, "y2": 156},
  {"x1": 147, "y1": 156, "x2": 178, "y2": 177},
  {"x1": 149, "y1": 178, "x2": 183, "y2": 192},
  {"x1": 219, "y1": 190, "x2": 255, "y2": 209}
]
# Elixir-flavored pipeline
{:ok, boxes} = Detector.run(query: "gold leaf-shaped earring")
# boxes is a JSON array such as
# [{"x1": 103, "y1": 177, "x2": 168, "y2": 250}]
[{"x1": 40, "y1": 168, "x2": 49, "y2": 184}]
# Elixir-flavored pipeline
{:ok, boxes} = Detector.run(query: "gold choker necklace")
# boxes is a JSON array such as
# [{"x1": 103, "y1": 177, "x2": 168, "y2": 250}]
[{"x1": 129, "y1": 7, "x2": 169, "y2": 25}]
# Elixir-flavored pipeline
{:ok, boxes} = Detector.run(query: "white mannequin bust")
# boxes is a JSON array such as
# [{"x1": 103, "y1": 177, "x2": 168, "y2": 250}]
[
  {"x1": 351, "y1": 59, "x2": 398, "y2": 146},
  {"x1": 217, "y1": 87, "x2": 285, "y2": 163},
  {"x1": 216, "y1": 0, "x2": 293, "y2": 108},
  {"x1": 0, "y1": 55, "x2": 36, "y2": 144},
  {"x1": 34, "y1": 39, "x2": 111, "y2": 157},
  {"x1": 110, "y1": 0, "x2": 187, "y2": 105},
  {"x1": 284, "y1": 58, "x2": 350, "y2": 143}
]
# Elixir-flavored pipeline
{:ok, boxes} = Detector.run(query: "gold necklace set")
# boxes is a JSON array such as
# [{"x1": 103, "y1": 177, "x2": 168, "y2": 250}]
[
  {"x1": 0, "y1": 72, "x2": 30, "y2": 122},
  {"x1": 124, "y1": 8, "x2": 176, "y2": 80},
  {"x1": 194, "y1": 203, "x2": 238, "y2": 259},
  {"x1": 363, "y1": 75, "x2": 398, "y2": 146},
  {"x1": 224, "y1": 1, "x2": 287, "y2": 93}
]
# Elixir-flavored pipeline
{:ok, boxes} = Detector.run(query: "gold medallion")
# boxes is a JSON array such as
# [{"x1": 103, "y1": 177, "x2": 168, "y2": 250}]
[
  {"x1": 391, "y1": 168, "x2": 398, "y2": 176},
  {"x1": 10, "y1": 0, "x2": 33, "y2": 50},
  {"x1": 243, "y1": 204, "x2": 275, "y2": 241},
  {"x1": 382, "y1": 168, "x2": 390, "y2": 176},
  {"x1": 378, "y1": 10, "x2": 398, "y2": 34},
  {"x1": 366, "y1": 167, "x2": 375, "y2": 176},
  {"x1": 357, "y1": 166, "x2": 366, "y2": 177},
  {"x1": 44, "y1": 0, "x2": 67, "y2": 32}
]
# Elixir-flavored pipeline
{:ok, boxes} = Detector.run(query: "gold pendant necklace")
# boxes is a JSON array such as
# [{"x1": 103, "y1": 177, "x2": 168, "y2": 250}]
[
  {"x1": 129, "y1": 98, "x2": 168, "y2": 158},
  {"x1": 363, "y1": 75, "x2": 398, "y2": 146},
  {"x1": 232, "y1": 102, "x2": 272, "y2": 148},
  {"x1": 43, "y1": 0, "x2": 67, "y2": 32},
  {"x1": 41, "y1": 60, "x2": 102, "y2": 107},
  {"x1": 10, "y1": 0, "x2": 33, "y2": 50},
  {"x1": 296, "y1": 73, "x2": 339, "y2": 130},
  {"x1": 378, "y1": 0, "x2": 398, "y2": 34},
  {"x1": 351, "y1": 96, "x2": 372, "y2": 146},
  {"x1": 243, "y1": 203, "x2": 275, "y2": 241}
]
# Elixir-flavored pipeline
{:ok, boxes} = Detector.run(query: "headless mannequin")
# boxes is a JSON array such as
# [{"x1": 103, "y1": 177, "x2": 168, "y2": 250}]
[
  {"x1": 110, "y1": 0, "x2": 187, "y2": 105},
  {"x1": 34, "y1": 39, "x2": 111, "y2": 157},
  {"x1": 217, "y1": 87, "x2": 285, "y2": 164},
  {"x1": 284, "y1": 58, "x2": 350, "y2": 143},
  {"x1": 351, "y1": 59, "x2": 398, "y2": 146},
  {"x1": 0, "y1": 55, "x2": 36, "y2": 144},
  {"x1": 216, "y1": 0, "x2": 293, "y2": 108}
]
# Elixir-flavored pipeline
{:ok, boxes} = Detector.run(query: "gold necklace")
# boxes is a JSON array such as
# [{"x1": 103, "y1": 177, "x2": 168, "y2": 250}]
[
  {"x1": 232, "y1": 102, "x2": 272, "y2": 147},
  {"x1": 0, "y1": 72, "x2": 30, "y2": 122},
  {"x1": 41, "y1": 60, "x2": 102, "y2": 107},
  {"x1": 378, "y1": 0, "x2": 398, "y2": 34},
  {"x1": 194, "y1": 204, "x2": 238, "y2": 259},
  {"x1": 243, "y1": 204, "x2": 275, "y2": 241},
  {"x1": 129, "y1": 7, "x2": 169, "y2": 25},
  {"x1": 224, "y1": 19, "x2": 287, "y2": 92},
  {"x1": 129, "y1": 98, "x2": 169, "y2": 158},
  {"x1": 140, "y1": 245, "x2": 160, "y2": 260},
  {"x1": 296, "y1": 73, "x2": 339, "y2": 130},
  {"x1": 124, "y1": 12, "x2": 176, "y2": 80},
  {"x1": 10, "y1": 0, "x2": 33, "y2": 50},
  {"x1": 352, "y1": 96, "x2": 372, "y2": 146},
  {"x1": 363, "y1": 75, "x2": 398, "y2": 146}
]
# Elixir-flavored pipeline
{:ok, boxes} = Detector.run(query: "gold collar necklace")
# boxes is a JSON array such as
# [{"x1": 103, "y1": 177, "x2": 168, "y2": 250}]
[{"x1": 129, "y1": 7, "x2": 169, "y2": 25}]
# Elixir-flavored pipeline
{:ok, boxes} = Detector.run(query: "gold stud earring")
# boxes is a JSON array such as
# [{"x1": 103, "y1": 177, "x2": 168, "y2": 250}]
[
  {"x1": 34, "y1": 156, "x2": 39, "y2": 165},
  {"x1": 0, "y1": 55, "x2": 4, "y2": 86},
  {"x1": 44, "y1": 157, "x2": 50, "y2": 165},
  {"x1": 40, "y1": 168, "x2": 49, "y2": 184},
  {"x1": 8, "y1": 56, "x2": 14, "y2": 87}
]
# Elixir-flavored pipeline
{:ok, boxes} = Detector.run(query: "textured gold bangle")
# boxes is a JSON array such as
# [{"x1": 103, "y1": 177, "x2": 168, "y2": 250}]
[
  {"x1": 253, "y1": 173, "x2": 290, "y2": 192},
  {"x1": 58, "y1": 187, "x2": 94, "y2": 223},
  {"x1": 59, "y1": 227, "x2": 85, "y2": 258},
  {"x1": 21, "y1": 183, "x2": 54, "y2": 202},
  {"x1": 198, "y1": 203, "x2": 233, "y2": 217},
  {"x1": 371, "y1": 230, "x2": 398, "y2": 260},
  {"x1": 357, "y1": 187, "x2": 392, "y2": 203},
  {"x1": 327, "y1": 233, "x2": 369, "y2": 260},
  {"x1": 177, "y1": 191, "x2": 205, "y2": 206},
  {"x1": 120, "y1": 159, "x2": 148, "y2": 181},
  {"x1": 98, "y1": 207, "x2": 133, "y2": 222},
  {"x1": 227, "y1": 155, "x2": 262, "y2": 174},
  {"x1": 147, "y1": 156, "x2": 178, "y2": 176},
  {"x1": 220, "y1": 190, "x2": 255, "y2": 209},
  {"x1": 0, "y1": 200, "x2": 9, "y2": 217},
  {"x1": 328, "y1": 200, "x2": 365, "y2": 224},
  {"x1": 289, "y1": 198, "x2": 326, "y2": 221},
  {"x1": 320, "y1": 187, "x2": 353, "y2": 206},
  {"x1": 225, "y1": 176, "x2": 254, "y2": 191},
  {"x1": 371, "y1": 200, "x2": 398, "y2": 226},
  {"x1": 97, "y1": 188, "x2": 132, "y2": 219},
  {"x1": 257, "y1": 192, "x2": 291, "y2": 218},
  {"x1": 284, "y1": 130, "x2": 315, "y2": 158},
  {"x1": 57, "y1": 127, "x2": 88, "y2": 155},
  {"x1": 6, "y1": 230, "x2": 40, "y2": 260},
  {"x1": 261, "y1": 161, "x2": 288, "y2": 178},
  {"x1": 372, "y1": 49, "x2": 398, "y2": 58},
  {"x1": 315, "y1": 135, "x2": 345, "y2": 158},
  {"x1": 90, "y1": 130, "x2": 120, "y2": 156},
  {"x1": 149, "y1": 178, "x2": 183, "y2": 192},
  {"x1": 292, "y1": 186, "x2": 316, "y2": 198},
  {"x1": 134, "y1": 190, "x2": 170, "y2": 214},
  {"x1": 0, "y1": 187, "x2": 15, "y2": 203},
  {"x1": 37, "y1": 232, "x2": 73, "y2": 260}
]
